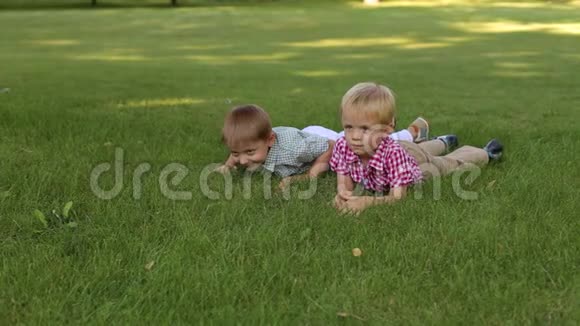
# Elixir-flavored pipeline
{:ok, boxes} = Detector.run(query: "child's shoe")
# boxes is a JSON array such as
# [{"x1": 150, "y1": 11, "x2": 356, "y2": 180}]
[
  {"x1": 436, "y1": 134, "x2": 459, "y2": 152},
  {"x1": 483, "y1": 139, "x2": 503, "y2": 161},
  {"x1": 410, "y1": 117, "x2": 429, "y2": 143}
]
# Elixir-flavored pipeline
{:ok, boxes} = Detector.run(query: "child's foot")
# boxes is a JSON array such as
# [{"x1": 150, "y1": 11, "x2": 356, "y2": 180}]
[
  {"x1": 408, "y1": 117, "x2": 429, "y2": 143},
  {"x1": 436, "y1": 134, "x2": 458, "y2": 152},
  {"x1": 483, "y1": 139, "x2": 503, "y2": 161}
]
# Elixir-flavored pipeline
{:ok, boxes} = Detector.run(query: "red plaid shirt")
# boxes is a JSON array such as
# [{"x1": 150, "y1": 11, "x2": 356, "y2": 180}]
[{"x1": 330, "y1": 137, "x2": 423, "y2": 192}]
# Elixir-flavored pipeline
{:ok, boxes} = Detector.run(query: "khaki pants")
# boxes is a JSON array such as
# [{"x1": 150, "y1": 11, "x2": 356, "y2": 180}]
[{"x1": 399, "y1": 140, "x2": 489, "y2": 179}]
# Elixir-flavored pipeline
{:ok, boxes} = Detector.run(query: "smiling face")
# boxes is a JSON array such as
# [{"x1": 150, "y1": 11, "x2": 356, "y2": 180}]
[
  {"x1": 228, "y1": 133, "x2": 275, "y2": 171},
  {"x1": 342, "y1": 109, "x2": 391, "y2": 158},
  {"x1": 221, "y1": 104, "x2": 274, "y2": 171}
]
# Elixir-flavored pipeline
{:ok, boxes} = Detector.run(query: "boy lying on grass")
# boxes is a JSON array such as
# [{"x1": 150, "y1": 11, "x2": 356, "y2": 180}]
[
  {"x1": 216, "y1": 104, "x2": 429, "y2": 189},
  {"x1": 331, "y1": 82, "x2": 504, "y2": 213}
]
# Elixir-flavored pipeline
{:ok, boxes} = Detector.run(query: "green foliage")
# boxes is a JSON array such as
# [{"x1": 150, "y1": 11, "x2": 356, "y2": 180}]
[
  {"x1": 32, "y1": 202, "x2": 78, "y2": 232},
  {"x1": 1, "y1": 1, "x2": 579, "y2": 324}
]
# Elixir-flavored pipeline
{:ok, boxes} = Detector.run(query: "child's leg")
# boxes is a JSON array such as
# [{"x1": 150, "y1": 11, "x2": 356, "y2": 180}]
[
  {"x1": 407, "y1": 117, "x2": 429, "y2": 142},
  {"x1": 389, "y1": 130, "x2": 414, "y2": 142},
  {"x1": 302, "y1": 126, "x2": 340, "y2": 141},
  {"x1": 445, "y1": 146, "x2": 489, "y2": 168},
  {"x1": 399, "y1": 141, "x2": 488, "y2": 178},
  {"x1": 417, "y1": 139, "x2": 446, "y2": 156},
  {"x1": 389, "y1": 117, "x2": 429, "y2": 143}
]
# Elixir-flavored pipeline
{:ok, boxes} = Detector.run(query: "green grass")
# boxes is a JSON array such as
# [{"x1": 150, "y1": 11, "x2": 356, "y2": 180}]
[{"x1": 1, "y1": 0, "x2": 580, "y2": 323}]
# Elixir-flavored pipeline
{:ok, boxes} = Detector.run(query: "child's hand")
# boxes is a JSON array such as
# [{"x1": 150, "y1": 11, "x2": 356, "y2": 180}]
[
  {"x1": 278, "y1": 177, "x2": 293, "y2": 191},
  {"x1": 333, "y1": 193, "x2": 348, "y2": 210},
  {"x1": 278, "y1": 175, "x2": 310, "y2": 192},
  {"x1": 214, "y1": 164, "x2": 234, "y2": 174},
  {"x1": 333, "y1": 190, "x2": 354, "y2": 211},
  {"x1": 338, "y1": 190, "x2": 353, "y2": 200},
  {"x1": 341, "y1": 196, "x2": 375, "y2": 215}
]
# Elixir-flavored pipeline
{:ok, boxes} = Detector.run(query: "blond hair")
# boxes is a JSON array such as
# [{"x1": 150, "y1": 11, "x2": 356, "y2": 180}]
[
  {"x1": 221, "y1": 104, "x2": 272, "y2": 147},
  {"x1": 341, "y1": 82, "x2": 396, "y2": 125}
]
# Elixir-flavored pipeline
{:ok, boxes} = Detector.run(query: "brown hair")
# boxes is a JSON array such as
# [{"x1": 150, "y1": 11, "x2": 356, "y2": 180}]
[{"x1": 221, "y1": 104, "x2": 272, "y2": 147}]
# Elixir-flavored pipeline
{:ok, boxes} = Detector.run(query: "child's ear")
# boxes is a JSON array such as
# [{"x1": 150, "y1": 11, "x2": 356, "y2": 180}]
[{"x1": 267, "y1": 131, "x2": 276, "y2": 147}]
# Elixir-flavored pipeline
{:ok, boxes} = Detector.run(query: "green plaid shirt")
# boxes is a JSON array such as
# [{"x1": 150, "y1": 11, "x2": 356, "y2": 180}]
[{"x1": 263, "y1": 127, "x2": 330, "y2": 178}]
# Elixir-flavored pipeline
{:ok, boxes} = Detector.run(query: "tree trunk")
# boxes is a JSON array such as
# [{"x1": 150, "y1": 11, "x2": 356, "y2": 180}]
[
  {"x1": 92, "y1": 0, "x2": 97, "y2": 6},
  {"x1": 171, "y1": 0, "x2": 177, "y2": 6}
]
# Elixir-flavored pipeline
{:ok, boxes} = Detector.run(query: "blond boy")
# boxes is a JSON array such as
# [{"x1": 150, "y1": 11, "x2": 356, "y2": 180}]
[{"x1": 331, "y1": 82, "x2": 503, "y2": 213}]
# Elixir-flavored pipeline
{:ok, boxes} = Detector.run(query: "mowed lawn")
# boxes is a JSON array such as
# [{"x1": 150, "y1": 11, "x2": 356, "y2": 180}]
[{"x1": 1, "y1": 0, "x2": 579, "y2": 323}]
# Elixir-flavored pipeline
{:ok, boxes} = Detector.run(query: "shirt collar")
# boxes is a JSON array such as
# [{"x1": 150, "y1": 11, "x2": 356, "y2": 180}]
[
  {"x1": 344, "y1": 137, "x2": 392, "y2": 169},
  {"x1": 368, "y1": 137, "x2": 394, "y2": 171},
  {"x1": 344, "y1": 149, "x2": 359, "y2": 164},
  {"x1": 262, "y1": 136, "x2": 279, "y2": 172}
]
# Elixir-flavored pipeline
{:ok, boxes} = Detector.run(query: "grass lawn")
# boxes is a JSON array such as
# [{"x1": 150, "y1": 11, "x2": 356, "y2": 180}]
[{"x1": 1, "y1": 0, "x2": 579, "y2": 323}]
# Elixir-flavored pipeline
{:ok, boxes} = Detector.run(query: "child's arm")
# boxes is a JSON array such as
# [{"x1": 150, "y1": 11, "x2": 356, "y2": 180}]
[
  {"x1": 337, "y1": 173, "x2": 354, "y2": 194},
  {"x1": 214, "y1": 154, "x2": 236, "y2": 174},
  {"x1": 307, "y1": 140, "x2": 335, "y2": 177},
  {"x1": 341, "y1": 186, "x2": 407, "y2": 213},
  {"x1": 333, "y1": 173, "x2": 355, "y2": 209},
  {"x1": 278, "y1": 140, "x2": 335, "y2": 189},
  {"x1": 224, "y1": 154, "x2": 236, "y2": 168}
]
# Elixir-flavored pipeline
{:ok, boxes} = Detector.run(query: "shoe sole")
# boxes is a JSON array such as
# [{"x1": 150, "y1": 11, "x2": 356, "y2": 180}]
[{"x1": 414, "y1": 117, "x2": 429, "y2": 142}]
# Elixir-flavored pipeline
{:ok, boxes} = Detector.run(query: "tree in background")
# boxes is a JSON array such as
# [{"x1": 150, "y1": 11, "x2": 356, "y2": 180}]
[{"x1": 91, "y1": 0, "x2": 178, "y2": 5}]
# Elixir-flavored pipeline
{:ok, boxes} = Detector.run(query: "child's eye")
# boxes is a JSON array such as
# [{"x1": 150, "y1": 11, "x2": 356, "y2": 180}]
[
  {"x1": 246, "y1": 150, "x2": 255, "y2": 155},
  {"x1": 361, "y1": 126, "x2": 369, "y2": 132},
  {"x1": 344, "y1": 126, "x2": 352, "y2": 130},
  {"x1": 232, "y1": 153, "x2": 240, "y2": 157}
]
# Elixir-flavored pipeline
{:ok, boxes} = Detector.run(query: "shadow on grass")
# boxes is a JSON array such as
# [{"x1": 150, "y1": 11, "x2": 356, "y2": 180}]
[
  {"x1": 0, "y1": 3, "x2": 202, "y2": 10},
  {"x1": 3, "y1": 1, "x2": 580, "y2": 127},
  {"x1": 0, "y1": 0, "x2": 306, "y2": 11}
]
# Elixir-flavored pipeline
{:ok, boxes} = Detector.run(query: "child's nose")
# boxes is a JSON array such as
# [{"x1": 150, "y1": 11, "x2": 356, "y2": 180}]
[{"x1": 239, "y1": 157, "x2": 249, "y2": 166}]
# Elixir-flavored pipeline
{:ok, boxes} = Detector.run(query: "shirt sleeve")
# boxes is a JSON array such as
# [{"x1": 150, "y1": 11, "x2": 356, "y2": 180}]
[
  {"x1": 329, "y1": 138, "x2": 350, "y2": 175},
  {"x1": 294, "y1": 130, "x2": 330, "y2": 163},
  {"x1": 383, "y1": 144, "x2": 422, "y2": 188}
]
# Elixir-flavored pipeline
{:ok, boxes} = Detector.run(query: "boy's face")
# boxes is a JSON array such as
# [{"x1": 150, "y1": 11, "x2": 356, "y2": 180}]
[
  {"x1": 342, "y1": 109, "x2": 390, "y2": 157},
  {"x1": 228, "y1": 133, "x2": 275, "y2": 171}
]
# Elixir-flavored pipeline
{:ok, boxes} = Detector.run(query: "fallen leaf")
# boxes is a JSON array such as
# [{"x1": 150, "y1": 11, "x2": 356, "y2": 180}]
[
  {"x1": 352, "y1": 248, "x2": 362, "y2": 257},
  {"x1": 33, "y1": 209, "x2": 48, "y2": 228},
  {"x1": 336, "y1": 311, "x2": 365, "y2": 320},
  {"x1": 62, "y1": 201, "x2": 73, "y2": 218},
  {"x1": 486, "y1": 180, "x2": 496, "y2": 189},
  {"x1": 104, "y1": 141, "x2": 113, "y2": 147},
  {"x1": 144, "y1": 261, "x2": 155, "y2": 271}
]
